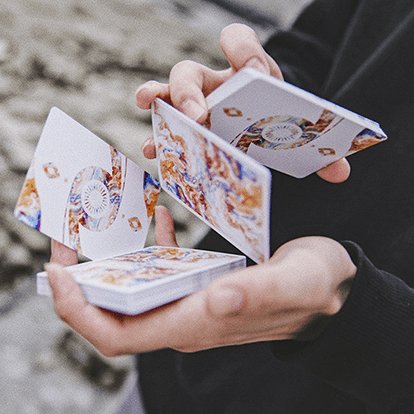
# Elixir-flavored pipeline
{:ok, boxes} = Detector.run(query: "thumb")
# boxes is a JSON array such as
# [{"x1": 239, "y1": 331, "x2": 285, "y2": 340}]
[
  {"x1": 50, "y1": 239, "x2": 78, "y2": 266},
  {"x1": 45, "y1": 262, "x2": 87, "y2": 318},
  {"x1": 316, "y1": 158, "x2": 351, "y2": 183},
  {"x1": 205, "y1": 264, "x2": 276, "y2": 317},
  {"x1": 154, "y1": 205, "x2": 178, "y2": 247}
]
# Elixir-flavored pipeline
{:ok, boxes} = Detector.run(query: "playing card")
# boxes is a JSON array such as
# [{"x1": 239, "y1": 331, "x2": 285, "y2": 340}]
[
  {"x1": 37, "y1": 246, "x2": 246, "y2": 315},
  {"x1": 206, "y1": 68, "x2": 387, "y2": 178},
  {"x1": 152, "y1": 99, "x2": 271, "y2": 264},
  {"x1": 15, "y1": 107, "x2": 160, "y2": 260}
]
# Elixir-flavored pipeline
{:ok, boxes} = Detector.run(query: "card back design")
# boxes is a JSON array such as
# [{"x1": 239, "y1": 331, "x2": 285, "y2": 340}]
[
  {"x1": 152, "y1": 99, "x2": 271, "y2": 264},
  {"x1": 15, "y1": 161, "x2": 41, "y2": 230},
  {"x1": 206, "y1": 69, "x2": 388, "y2": 178},
  {"x1": 346, "y1": 128, "x2": 385, "y2": 155},
  {"x1": 64, "y1": 147, "x2": 127, "y2": 251},
  {"x1": 62, "y1": 247, "x2": 240, "y2": 289},
  {"x1": 15, "y1": 107, "x2": 160, "y2": 260},
  {"x1": 36, "y1": 246, "x2": 246, "y2": 314},
  {"x1": 231, "y1": 110, "x2": 344, "y2": 152}
]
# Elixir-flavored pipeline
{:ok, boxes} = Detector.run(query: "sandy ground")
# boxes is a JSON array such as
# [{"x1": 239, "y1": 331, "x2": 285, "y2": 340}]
[{"x1": 0, "y1": 1, "x2": 308, "y2": 412}]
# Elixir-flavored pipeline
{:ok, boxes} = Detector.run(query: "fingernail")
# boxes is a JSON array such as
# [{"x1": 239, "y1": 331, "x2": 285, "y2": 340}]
[
  {"x1": 245, "y1": 57, "x2": 268, "y2": 74},
  {"x1": 154, "y1": 205, "x2": 164, "y2": 221},
  {"x1": 141, "y1": 137, "x2": 152, "y2": 150},
  {"x1": 208, "y1": 286, "x2": 245, "y2": 316},
  {"x1": 180, "y1": 99, "x2": 206, "y2": 121}
]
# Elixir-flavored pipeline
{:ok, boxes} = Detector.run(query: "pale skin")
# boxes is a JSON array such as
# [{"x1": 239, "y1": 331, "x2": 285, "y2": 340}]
[{"x1": 46, "y1": 24, "x2": 357, "y2": 357}]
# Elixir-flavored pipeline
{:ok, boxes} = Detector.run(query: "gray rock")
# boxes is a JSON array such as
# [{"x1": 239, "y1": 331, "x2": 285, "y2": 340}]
[
  {"x1": 1, "y1": 173, "x2": 25, "y2": 208},
  {"x1": 32, "y1": 349, "x2": 58, "y2": 371},
  {"x1": 0, "y1": 228, "x2": 11, "y2": 254},
  {"x1": 0, "y1": 38, "x2": 10, "y2": 62},
  {"x1": 4, "y1": 242, "x2": 32, "y2": 269},
  {"x1": 0, "y1": 153, "x2": 9, "y2": 177},
  {"x1": 14, "y1": 223, "x2": 49, "y2": 254}
]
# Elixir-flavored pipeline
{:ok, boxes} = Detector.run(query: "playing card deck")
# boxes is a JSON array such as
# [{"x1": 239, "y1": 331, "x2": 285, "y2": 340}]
[
  {"x1": 15, "y1": 69, "x2": 387, "y2": 314},
  {"x1": 37, "y1": 246, "x2": 245, "y2": 315}
]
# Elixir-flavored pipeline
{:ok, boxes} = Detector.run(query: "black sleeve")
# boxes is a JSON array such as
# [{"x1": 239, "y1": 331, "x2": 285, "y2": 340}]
[
  {"x1": 271, "y1": 241, "x2": 414, "y2": 414},
  {"x1": 264, "y1": 0, "x2": 359, "y2": 94}
]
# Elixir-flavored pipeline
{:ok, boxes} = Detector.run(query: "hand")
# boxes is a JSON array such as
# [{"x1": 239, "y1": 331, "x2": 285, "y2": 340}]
[
  {"x1": 46, "y1": 206, "x2": 356, "y2": 356},
  {"x1": 136, "y1": 23, "x2": 350, "y2": 184}
]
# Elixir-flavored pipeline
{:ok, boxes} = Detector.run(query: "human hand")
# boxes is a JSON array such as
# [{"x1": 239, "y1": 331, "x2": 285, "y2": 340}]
[
  {"x1": 46, "y1": 206, "x2": 356, "y2": 356},
  {"x1": 136, "y1": 23, "x2": 350, "y2": 183}
]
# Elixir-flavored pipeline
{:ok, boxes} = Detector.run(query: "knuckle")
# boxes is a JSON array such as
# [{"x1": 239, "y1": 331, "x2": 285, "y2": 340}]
[
  {"x1": 135, "y1": 80, "x2": 158, "y2": 95},
  {"x1": 171, "y1": 59, "x2": 198, "y2": 74},
  {"x1": 220, "y1": 23, "x2": 255, "y2": 43},
  {"x1": 135, "y1": 80, "x2": 161, "y2": 105}
]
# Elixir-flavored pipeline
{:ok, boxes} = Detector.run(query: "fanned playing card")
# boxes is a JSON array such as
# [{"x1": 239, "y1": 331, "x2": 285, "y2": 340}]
[
  {"x1": 15, "y1": 107, "x2": 160, "y2": 260},
  {"x1": 206, "y1": 68, "x2": 387, "y2": 178},
  {"x1": 152, "y1": 99, "x2": 271, "y2": 264}
]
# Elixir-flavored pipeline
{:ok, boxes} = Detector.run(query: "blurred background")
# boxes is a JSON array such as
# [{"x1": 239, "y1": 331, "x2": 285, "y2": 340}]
[{"x1": 0, "y1": 1, "x2": 310, "y2": 412}]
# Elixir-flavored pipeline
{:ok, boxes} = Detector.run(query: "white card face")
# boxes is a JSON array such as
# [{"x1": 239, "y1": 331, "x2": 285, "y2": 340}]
[
  {"x1": 152, "y1": 99, "x2": 271, "y2": 264},
  {"x1": 15, "y1": 107, "x2": 160, "y2": 260},
  {"x1": 206, "y1": 69, "x2": 387, "y2": 178}
]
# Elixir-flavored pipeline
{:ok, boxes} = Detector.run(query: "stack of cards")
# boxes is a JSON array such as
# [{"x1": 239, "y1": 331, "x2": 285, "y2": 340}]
[
  {"x1": 15, "y1": 68, "x2": 387, "y2": 315},
  {"x1": 37, "y1": 247, "x2": 245, "y2": 315},
  {"x1": 14, "y1": 108, "x2": 247, "y2": 314}
]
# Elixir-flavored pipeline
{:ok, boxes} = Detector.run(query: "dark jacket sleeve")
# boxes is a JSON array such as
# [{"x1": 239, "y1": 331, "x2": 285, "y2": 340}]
[
  {"x1": 271, "y1": 241, "x2": 414, "y2": 414},
  {"x1": 264, "y1": 0, "x2": 359, "y2": 94}
]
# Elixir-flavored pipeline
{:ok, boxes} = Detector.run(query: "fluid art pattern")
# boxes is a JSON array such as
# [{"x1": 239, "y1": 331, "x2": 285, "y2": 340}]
[
  {"x1": 114, "y1": 246, "x2": 222, "y2": 263},
  {"x1": 232, "y1": 110, "x2": 342, "y2": 153},
  {"x1": 15, "y1": 107, "x2": 160, "y2": 260},
  {"x1": 15, "y1": 161, "x2": 41, "y2": 230},
  {"x1": 42, "y1": 162, "x2": 60, "y2": 179},
  {"x1": 63, "y1": 147, "x2": 126, "y2": 252},
  {"x1": 143, "y1": 172, "x2": 159, "y2": 218},
  {"x1": 153, "y1": 100, "x2": 270, "y2": 263},
  {"x1": 64, "y1": 247, "x2": 243, "y2": 288},
  {"x1": 346, "y1": 128, "x2": 386, "y2": 155}
]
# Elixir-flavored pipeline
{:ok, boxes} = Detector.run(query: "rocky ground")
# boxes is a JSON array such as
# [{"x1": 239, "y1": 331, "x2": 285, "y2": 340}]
[{"x1": 0, "y1": 1, "x2": 308, "y2": 412}]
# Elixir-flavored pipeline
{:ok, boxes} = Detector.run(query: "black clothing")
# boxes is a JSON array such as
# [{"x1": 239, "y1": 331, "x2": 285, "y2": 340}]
[{"x1": 139, "y1": 1, "x2": 414, "y2": 412}]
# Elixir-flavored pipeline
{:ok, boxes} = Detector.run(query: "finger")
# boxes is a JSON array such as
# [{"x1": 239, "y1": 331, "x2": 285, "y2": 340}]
[
  {"x1": 141, "y1": 136, "x2": 156, "y2": 159},
  {"x1": 165, "y1": 264, "x2": 289, "y2": 351},
  {"x1": 220, "y1": 23, "x2": 283, "y2": 79},
  {"x1": 46, "y1": 263, "x2": 124, "y2": 355},
  {"x1": 169, "y1": 60, "x2": 232, "y2": 122},
  {"x1": 50, "y1": 239, "x2": 78, "y2": 266},
  {"x1": 135, "y1": 81, "x2": 170, "y2": 110},
  {"x1": 154, "y1": 205, "x2": 178, "y2": 247},
  {"x1": 316, "y1": 158, "x2": 351, "y2": 183},
  {"x1": 205, "y1": 261, "x2": 299, "y2": 319}
]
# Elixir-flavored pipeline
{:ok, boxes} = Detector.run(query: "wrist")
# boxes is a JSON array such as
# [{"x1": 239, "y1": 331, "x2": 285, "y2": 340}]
[{"x1": 325, "y1": 241, "x2": 357, "y2": 317}]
